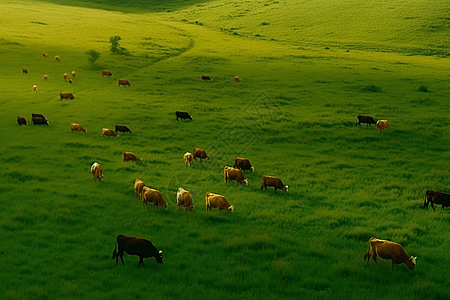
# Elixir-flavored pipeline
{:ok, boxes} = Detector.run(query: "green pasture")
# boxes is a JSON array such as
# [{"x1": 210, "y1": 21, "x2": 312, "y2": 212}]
[{"x1": 1, "y1": 0, "x2": 450, "y2": 299}]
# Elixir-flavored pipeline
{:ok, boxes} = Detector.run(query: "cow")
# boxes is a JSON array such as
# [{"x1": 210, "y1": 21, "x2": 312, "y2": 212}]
[
  {"x1": 224, "y1": 166, "x2": 248, "y2": 186},
  {"x1": 23, "y1": 68, "x2": 28, "y2": 74},
  {"x1": 115, "y1": 125, "x2": 132, "y2": 133},
  {"x1": 42, "y1": 53, "x2": 47, "y2": 58},
  {"x1": 123, "y1": 151, "x2": 141, "y2": 162},
  {"x1": 60, "y1": 93, "x2": 75, "y2": 100},
  {"x1": 202, "y1": 75, "x2": 211, "y2": 80},
  {"x1": 70, "y1": 123, "x2": 87, "y2": 133},
  {"x1": 356, "y1": 115, "x2": 376, "y2": 127},
  {"x1": 193, "y1": 147, "x2": 209, "y2": 163},
  {"x1": 32, "y1": 117, "x2": 48, "y2": 126},
  {"x1": 55, "y1": 56, "x2": 60, "y2": 61},
  {"x1": 142, "y1": 188, "x2": 167, "y2": 209},
  {"x1": 177, "y1": 187, "x2": 194, "y2": 211},
  {"x1": 234, "y1": 157, "x2": 254, "y2": 172},
  {"x1": 72, "y1": 71, "x2": 76, "y2": 78},
  {"x1": 44, "y1": 75, "x2": 49, "y2": 81},
  {"x1": 364, "y1": 237, "x2": 417, "y2": 270},
  {"x1": 102, "y1": 128, "x2": 117, "y2": 137},
  {"x1": 234, "y1": 76, "x2": 240, "y2": 82},
  {"x1": 205, "y1": 192, "x2": 233, "y2": 214},
  {"x1": 134, "y1": 179, "x2": 145, "y2": 199},
  {"x1": 376, "y1": 120, "x2": 389, "y2": 134},
  {"x1": 91, "y1": 162, "x2": 103, "y2": 182},
  {"x1": 175, "y1": 111, "x2": 193, "y2": 121},
  {"x1": 69, "y1": 79, "x2": 72, "y2": 84},
  {"x1": 32, "y1": 113, "x2": 47, "y2": 120},
  {"x1": 183, "y1": 152, "x2": 193, "y2": 167},
  {"x1": 64, "y1": 73, "x2": 68, "y2": 81},
  {"x1": 17, "y1": 116, "x2": 27, "y2": 125},
  {"x1": 102, "y1": 70, "x2": 113, "y2": 77},
  {"x1": 261, "y1": 175, "x2": 288, "y2": 193},
  {"x1": 33, "y1": 85, "x2": 38, "y2": 94},
  {"x1": 424, "y1": 190, "x2": 450, "y2": 211},
  {"x1": 112, "y1": 235, "x2": 163, "y2": 268},
  {"x1": 118, "y1": 79, "x2": 131, "y2": 87}
]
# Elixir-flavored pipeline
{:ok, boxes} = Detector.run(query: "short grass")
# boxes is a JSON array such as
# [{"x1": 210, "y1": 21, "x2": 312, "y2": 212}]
[{"x1": 1, "y1": 0, "x2": 450, "y2": 299}]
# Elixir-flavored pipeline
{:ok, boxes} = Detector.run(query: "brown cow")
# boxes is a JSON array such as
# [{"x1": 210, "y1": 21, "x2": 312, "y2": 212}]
[
  {"x1": 102, "y1": 128, "x2": 117, "y2": 137},
  {"x1": 193, "y1": 147, "x2": 209, "y2": 163},
  {"x1": 134, "y1": 179, "x2": 145, "y2": 199},
  {"x1": 177, "y1": 187, "x2": 194, "y2": 211},
  {"x1": 44, "y1": 75, "x2": 49, "y2": 81},
  {"x1": 261, "y1": 175, "x2": 288, "y2": 193},
  {"x1": 224, "y1": 166, "x2": 248, "y2": 186},
  {"x1": 376, "y1": 120, "x2": 389, "y2": 134},
  {"x1": 142, "y1": 188, "x2": 167, "y2": 209},
  {"x1": 356, "y1": 115, "x2": 376, "y2": 127},
  {"x1": 70, "y1": 123, "x2": 87, "y2": 133},
  {"x1": 63, "y1": 73, "x2": 68, "y2": 81},
  {"x1": 17, "y1": 116, "x2": 27, "y2": 125},
  {"x1": 112, "y1": 235, "x2": 163, "y2": 268},
  {"x1": 202, "y1": 76, "x2": 211, "y2": 80},
  {"x1": 72, "y1": 71, "x2": 76, "y2": 78},
  {"x1": 234, "y1": 157, "x2": 254, "y2": 172},
  {"x1": 234, "y1": 76, "x2": 240, "y2": 82},
  {"x1": 42, "y1": 53, "x2": 47, "y2": 58},
  {"x1": 123, "y1": 151, "x2": 141, "y2": 162},
  {"x1": 118, "y1": 79, "x2": 131, "y2": 87},
  {"x1": 23, "y1": 68, "x2": 28, "y2": 74},
  {"x1": 364, "y1": 237, "x2": 417, "y2": 270},
  {"x1": 102, "y1": 70, "x2": 113, "y2": 77},
  {"x1": 33, "y1": 85, "x2": 38, "y2": 94},
  {"x1": 32, "y1": 117, "x2": 48, "y2": 126},
  {"x1": 60, "y1": 93, "x2": 75, "y2": 100},
  {"x1": 205, "y1": 192, "x2": 233, "y2": 214},
  {"x1": 55, "y1": 56, "x2": 60, "y2": 61},
  {"x1": 183, "y1": 152, "x2": 193, "y2": 167},
  {"x1": 91, "y1": 162, "x2": 103, "y2": 182}
]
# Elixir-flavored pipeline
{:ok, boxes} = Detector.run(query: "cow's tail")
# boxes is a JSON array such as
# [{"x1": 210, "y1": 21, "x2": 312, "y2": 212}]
[{"x1": 112, "y1": 237, "x2": 118, "y2": 259}]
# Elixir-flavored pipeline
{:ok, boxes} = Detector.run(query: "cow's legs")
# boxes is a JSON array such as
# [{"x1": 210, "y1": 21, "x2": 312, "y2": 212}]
[
  {"x1": 119, "y1": 252, "x2": 125, "y2": 265},
  {"x1": 138, "y1": 257, "x2": 144, "y2": 268}
]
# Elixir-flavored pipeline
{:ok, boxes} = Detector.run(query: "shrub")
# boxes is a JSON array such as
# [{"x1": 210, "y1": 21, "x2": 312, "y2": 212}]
[
  {"x1": 418, "y1": 85, "x2": 428, "y2": 92},
  {"x1": 109, "y1": 36, "x2": 130, "y2": 56},
  {"x1": 86, "y1": 49, "x2": 100, "y2": 64}
]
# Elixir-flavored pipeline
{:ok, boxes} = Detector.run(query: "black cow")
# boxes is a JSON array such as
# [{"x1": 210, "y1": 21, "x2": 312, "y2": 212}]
[
  {"x1": 202, "y1": 76, "x2": 211, "y2": 80},
  {"x1": 32, "y1": 113, "x2": 47, "y2": 121},
  {"x1": 32, "y1": 117, "x2": 48, "y2": 126},
  {"x1": 424, "y1": 190, "x2": 450, "y2": 211},
  {"x1": 356, "y1": 115, "x2": 376, "y2": 127},
  {"x1": 112, "y1": 235, "x2": 163, "y2": 268},
  {"x1": 115, "y1": 125, "x2": 132, "y2": 133},
  {"x1": 234, "y1": 157, "x2": 254, "y2": 172},
  {"x1": 175, "y1": 111, "x2": 193, "y2": 121},
  {"x1": 17, "y1": 116, "x2": 27, "y2": 125}
]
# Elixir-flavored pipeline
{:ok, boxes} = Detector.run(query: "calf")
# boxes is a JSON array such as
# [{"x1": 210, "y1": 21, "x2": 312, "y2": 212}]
[
  {"x1": 193, "y1": 147, "x2": 209, "y2": 163},
  {"x1": 17, "y1": 116, "x2": 27, "y2": 125},
  {"x1": 60, "y1": 93, "x2": 75, "y2": 100},
  {"x1": 112, "y1": 235, "x2": 163, "y2": 268},
  {"x1": 102, "y1": 128, "x2": 117, "y2": 137},
  {"x1": 175, "y1": 111, "x2": 193, "y2": 121},
  {"x1": 234, "y1": 157, "x2": 254, "y2": 172},
  {"x1": 115, "y1": 125, "x2": 132, "y2": 133},
  {"x1": 224, "y1": 166, "x2": 248, "y2": 186},
  {"x1": 364, "y1": 237, "x2": 417, "y2": 270},
  {"x1": 261, "y1": 175, "x2": 288, "y2": 193},
  {"x1": 205, "y1": 192, "x2": 233, "y2": 214},
  {"x1": 177, "y1": 187, "x2": 194, "y2": 211},
  {"x1": 356, "y1": 115, "x2": 376, "y2": 127}
]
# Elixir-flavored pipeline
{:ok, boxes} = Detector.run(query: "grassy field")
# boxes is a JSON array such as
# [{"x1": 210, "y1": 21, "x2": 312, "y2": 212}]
[{"x1": 1, "y1": 0, "x2": 450, "y2": 299}]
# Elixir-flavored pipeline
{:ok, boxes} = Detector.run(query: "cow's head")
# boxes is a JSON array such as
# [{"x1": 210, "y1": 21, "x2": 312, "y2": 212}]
[
  {"x1": 283, "y1": 185, "x2": 289, "y2": 193},
  {"x1": 406, "y1": 256, "x2": 417, "y2": 270},
  {"x1": 155, "y1": 250, "x2": 163, "y2": 264},
  {"x1": 243, "y1": 179, "x2": 249, "y2": 186},
  {"x1": 227, "y1": 206, "x2": 234, "y2": 214},
  {"x1": 250, "y1": 166, "x2": 255, "y2": 172}
]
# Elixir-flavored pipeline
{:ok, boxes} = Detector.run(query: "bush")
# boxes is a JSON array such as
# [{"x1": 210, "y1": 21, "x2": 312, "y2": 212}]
[
  {"x1": 109, "y1": 36, "x2": 130, "y2": 56},
  {"x1": 86, "y1": 50, "x2": 100, "y2": 64},
  {"x1": 418, "y1": 85, "x2": 428, "y2": 92}
]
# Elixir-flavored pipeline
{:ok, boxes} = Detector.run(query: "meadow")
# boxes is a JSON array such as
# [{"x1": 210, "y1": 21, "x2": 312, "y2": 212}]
[{"x1": 1, "y1": 0, "x2": 450, "y2": 299}]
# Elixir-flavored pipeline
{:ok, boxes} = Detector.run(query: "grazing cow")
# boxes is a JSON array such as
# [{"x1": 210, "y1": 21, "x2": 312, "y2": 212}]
[
  {"x1": 202, "y1": 75, "x2": 211, "y2": 80},
  {"x1": 134, "y1": 179, "x2": 145, "y2": 199},
  {"x1": 234, "y1": 76, "x2": 240, "y2": 82},
  {"x1": 118, "y1": 79, "x2": 131, "y2": 87},
  {"x1": 70, "y1": 123, "x2": 87, "y2": 133},
  {"x1": 193, "y1": 147, "x2": 209, "y2": 163},
  {"x1": 364, "y1": 237, "x2": 417, "y2": 270},
  {"x1": 115, "y1": 125, "x2": 132, "y2": 133},
  {"x1": 224, "y1": 166, "x2": 248, "y2": 186},
  {"x1": 102, "y1": 70, "x2": 113, "y2": 77},
  {"x1": 69, "y1": 79, "x2": 72, "y2": 84},
  {"x1": 205, "y1": 192, "x2": 233, "y2": 214},
  {"x1": 23, "y1": 68, "x2": 28, "y2": 74},
  {"x1": 123, "y1": 151, "x2": 141, "y2": 162},
  {"x1": 424, "y1": 190, "x2": 450, "y2": 211},
  {"x1": 376, "y1": 120, "x2": 389, "y2": 134},
  {"x1": 44, "y1": 75, "x2": 49, "y2": 81},
  {"x1": 183, "y1": 152, "x2": 193, "y2": 167},
  {"x1": 32, "y1": 117, "x2": 48, "y2": 126},
  {"x1": 177, "y1": 187, "x2": 194, "y2": 211},
  {"x1": 32, "y1": 113, "x2": 47, "y2": 120},
  {"x1": 102, "y1": 128, "x2": 117, "y2": 137},
  {"x1": 64, "y1": 73, "x2": 68, "y2": 81},
  {"x1": 55, "y1": 56, "x2": 60, "y2": 61},
  {"x1": 91, "y1": 162, "x2": 103, "y2": 182},
  {"x1": 60, "y1": 93, "x2": 75, "y2": 100},
  {"x1": 112, "y1": 235, "x2": 163, "y2": 268},
  {"x1": 175, "y1": 111, "x2": 193, "y2": 121},
  {"x1": 356, "y1": 115, "x2": 376, "y2": 127},
  {"x1": 33, "y1": 85, "x2": 38, "y2": 94},
  {"x1": 42, "y1": 53, "x2": 47, "y2": 58},
  {"x1": 261, "y1": 175, "x2": 288, "y2": 193},
  {"x1": 17, "y1": 116, "x2": 27, "y2": 125},
  {"x1": 234, "y1": 157, "x2": 254, "y2": 172},
  {"x1": 72, "y1": 71, "x2": 76, "y2": 78},
  {"x1": 142, "y1": 188, "x2": 167, "y2": 209}
]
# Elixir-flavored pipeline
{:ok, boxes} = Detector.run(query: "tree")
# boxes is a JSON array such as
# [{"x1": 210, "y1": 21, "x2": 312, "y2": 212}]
[
  {"x1": 86, "y1": 50, "x2": 100, "y2": 64},
  {"x1": 109, "y1": 36, "x2": 130, "y2": 55}
]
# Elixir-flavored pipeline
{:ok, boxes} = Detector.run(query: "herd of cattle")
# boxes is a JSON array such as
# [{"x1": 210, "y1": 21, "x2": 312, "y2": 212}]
[{"x1": 16, "y1": 53, "x2": 447, "y2": 270}]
